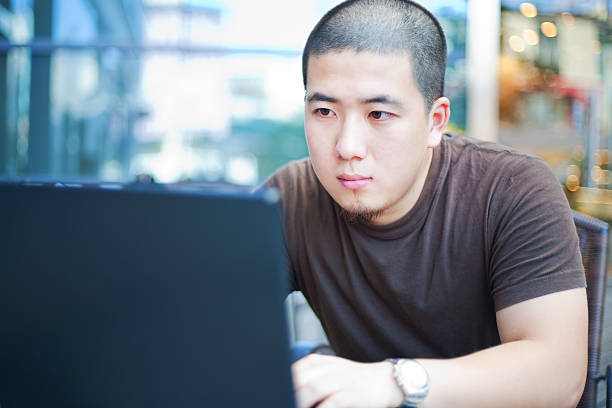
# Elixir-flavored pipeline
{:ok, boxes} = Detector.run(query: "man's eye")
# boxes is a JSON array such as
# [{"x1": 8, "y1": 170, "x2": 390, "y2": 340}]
[
  {"x1": 370, "y1": 111, "x2": 391, "y2": 120},
  {"x1": 315, "y1": 108, "x2": 334, "y2": 117}
]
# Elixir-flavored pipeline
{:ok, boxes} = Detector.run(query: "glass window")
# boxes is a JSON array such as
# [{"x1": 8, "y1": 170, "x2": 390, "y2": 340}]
[{"x1": 0, "y1": 0, "x2": 467, "y2": 185}]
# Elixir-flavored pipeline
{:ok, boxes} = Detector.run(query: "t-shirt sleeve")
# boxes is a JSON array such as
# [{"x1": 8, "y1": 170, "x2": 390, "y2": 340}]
[{"x1": 487, "y1": 156, "x2": 586, "y2": 312}]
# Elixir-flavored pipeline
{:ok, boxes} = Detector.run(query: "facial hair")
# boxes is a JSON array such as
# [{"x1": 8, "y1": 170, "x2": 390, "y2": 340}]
[{"x1": 339, "y1": 206, "x2": 385, "y2": 225}]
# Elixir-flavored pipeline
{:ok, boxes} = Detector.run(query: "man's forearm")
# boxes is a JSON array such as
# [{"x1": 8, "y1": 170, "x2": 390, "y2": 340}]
[
  {"x1": 409, "y1": 339, "x2": 586, "y2": 408},
  {"x1": 292, "y1": 340, "x2": 585, "y2": 408},
  {"x1": 388, "y1": 289, "x2": 588, "y2": 408}
]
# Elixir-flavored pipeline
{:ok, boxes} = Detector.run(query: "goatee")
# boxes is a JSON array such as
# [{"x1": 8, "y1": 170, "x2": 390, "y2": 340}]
[{"x1": 339, "y1": 207, "x2": 385, "y2": 224}]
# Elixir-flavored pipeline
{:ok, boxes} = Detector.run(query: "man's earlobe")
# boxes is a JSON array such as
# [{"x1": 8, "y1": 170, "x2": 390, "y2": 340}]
[
  {"x1": 427, "y1": 132, "x2": 442, "y2": 148},
  {"x1": 427, "y1": 97, "x2": 450, "y2": 148}
]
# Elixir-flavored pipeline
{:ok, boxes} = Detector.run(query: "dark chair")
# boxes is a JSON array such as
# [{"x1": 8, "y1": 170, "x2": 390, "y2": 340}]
[{"x1": 573, "y1": 210, "x2": 610, "y2": 408}]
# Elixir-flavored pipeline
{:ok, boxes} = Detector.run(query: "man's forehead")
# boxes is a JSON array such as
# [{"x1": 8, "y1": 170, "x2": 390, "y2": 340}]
[
  {"x1": 305, "y1": 50, "x2": 418, "y2": 104},
  {"x1": 306, "y1": 50, "x2": 415, "y2": 84}
]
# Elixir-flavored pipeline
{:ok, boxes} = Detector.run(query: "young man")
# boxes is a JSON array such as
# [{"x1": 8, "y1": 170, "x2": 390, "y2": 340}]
[{"x1": 264, "y1": 1, "x2": 588, "y2": 407}]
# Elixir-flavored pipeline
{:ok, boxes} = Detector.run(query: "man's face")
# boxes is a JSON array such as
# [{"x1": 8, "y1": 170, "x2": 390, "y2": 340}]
[{"x1": 304, "y1": 50, "x2": 448, "y2": 225}]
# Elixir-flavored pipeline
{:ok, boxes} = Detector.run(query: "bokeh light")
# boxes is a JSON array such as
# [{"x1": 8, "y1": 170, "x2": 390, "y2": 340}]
[
  {"x1": 519, "y1": 2, "x2": 537, "y2": 18},
  {"x1": 566, "y1": 174, "x2": 580, "y2": 192},
  {"x1": 522, "y1": 29, "x2": 539, "y2": 45},
  {"x1": 561, "y1": 12, "x2": 575, "y2": 28},
  {"x1": 566, "y1": 164, "x2": 581, "y2": 179},
  {"x1": 540, "y1": 22, "x2": 558, "y2": 38},
  {"x1": 594, "y1": 149, "x2": 610, "y2": 165},
  {"x1": 509, "y1": 35, "x2": 526, "y2": 52}
]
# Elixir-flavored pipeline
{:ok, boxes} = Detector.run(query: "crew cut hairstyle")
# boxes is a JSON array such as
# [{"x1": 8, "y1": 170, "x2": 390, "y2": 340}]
[{"x1": 302, "y1": 0, "x2": 447, "y2": 112}]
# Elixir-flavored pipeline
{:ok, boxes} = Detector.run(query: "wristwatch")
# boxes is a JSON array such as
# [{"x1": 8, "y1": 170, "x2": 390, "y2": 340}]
[{"x1": 386, "y1": 358, "x2": 429, "y2": 407}]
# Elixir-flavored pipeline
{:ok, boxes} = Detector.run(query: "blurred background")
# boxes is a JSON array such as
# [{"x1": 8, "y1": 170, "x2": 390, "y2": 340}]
[
  {"x1": 1, "y1": 0, "x2": 609, "y2": 248},
  {"x1": 0, "y1": 1, "x2": 610, "y2": 403},
  {"x1": 0, "y1": 0, "x2": 609, "y2": 211},
  {"x1": 1, "y1": 0, "x2": 609, "y2": 200},
  {"x1": 0, "y1": 0, "x2": 474, "y2": 185}
]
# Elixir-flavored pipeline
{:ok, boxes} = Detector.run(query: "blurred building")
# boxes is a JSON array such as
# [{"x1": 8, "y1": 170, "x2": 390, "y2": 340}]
[
  {"x1": 0, "y1": 0, "x2": 145, "y2": 181},
  {"x1": 498, "y1": 0, "x2": 612, "y2": 222}
]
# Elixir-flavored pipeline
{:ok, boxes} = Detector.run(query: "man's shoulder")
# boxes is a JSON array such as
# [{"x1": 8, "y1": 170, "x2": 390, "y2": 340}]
[
  {"x1": 268, "y1": 157, "x2": 311, "y2": 182},
  {"x1": 445, "y1": 132, "x2": 532, "y2": 160},
  {"x1": 443, "y1": 132, "x2": 552, "y2": 179},
  {"x1": 262, "y1": 157, "x2": 327, "y2": 212},
  {"x1": 264, "y1": 157, "x2": 316, "y2": 190}
]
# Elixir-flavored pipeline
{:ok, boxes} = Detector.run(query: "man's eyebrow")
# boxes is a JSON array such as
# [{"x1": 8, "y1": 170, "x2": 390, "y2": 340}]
[
  {"x1": 361, "y1": 95, "x2": 405, "y2": 108},
  {"x1": 305, "y1": 92, "x2": 405, "y2": 108},
  {"x1": 305, "y1": 92, "x2": 338, "y2": 103}
]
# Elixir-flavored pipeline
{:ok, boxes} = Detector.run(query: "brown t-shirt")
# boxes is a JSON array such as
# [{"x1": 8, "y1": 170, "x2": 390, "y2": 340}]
[{"x1": 265, "y1": 133, "x2": 585, "y2": 362}]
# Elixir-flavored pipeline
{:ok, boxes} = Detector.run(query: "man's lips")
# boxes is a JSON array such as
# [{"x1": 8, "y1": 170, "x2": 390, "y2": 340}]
[{"x1": 338, "y1": 174, "x2": 372, "y2": 190}]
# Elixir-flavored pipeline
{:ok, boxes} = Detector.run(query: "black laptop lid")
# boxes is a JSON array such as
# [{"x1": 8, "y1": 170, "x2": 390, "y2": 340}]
[{"x1": 0, "y1": 183, "x2": 294, "y2": 408}]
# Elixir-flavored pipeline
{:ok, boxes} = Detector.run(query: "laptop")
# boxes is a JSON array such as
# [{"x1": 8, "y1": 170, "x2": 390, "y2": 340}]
[{"x1": 0, "y1": 181, "x2": 295, "y2": 407}]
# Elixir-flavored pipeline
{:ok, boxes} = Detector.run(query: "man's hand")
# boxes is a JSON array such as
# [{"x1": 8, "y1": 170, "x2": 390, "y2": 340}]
[{"x1": 292, "y1": 354, "x2": 403, "y2": 408}]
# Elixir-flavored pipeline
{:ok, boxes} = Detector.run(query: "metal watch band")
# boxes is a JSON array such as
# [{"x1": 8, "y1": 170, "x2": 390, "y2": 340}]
[{"x1": 386, "y1": 358, "x2": 429, "y2": 408}]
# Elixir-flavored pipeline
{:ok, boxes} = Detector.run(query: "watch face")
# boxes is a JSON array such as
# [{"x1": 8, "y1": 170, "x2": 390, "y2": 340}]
[
  {"x1": 404, "y1": 360, "x2": 428, "y2": 390},
  {"x1": 388, "y1": 359, "x2": 429, "y2": 406}
]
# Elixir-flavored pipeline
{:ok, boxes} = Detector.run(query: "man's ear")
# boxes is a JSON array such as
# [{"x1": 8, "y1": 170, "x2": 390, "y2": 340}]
[{"x1": 427, "y1": 97, "x2": 451, "y2": 148}]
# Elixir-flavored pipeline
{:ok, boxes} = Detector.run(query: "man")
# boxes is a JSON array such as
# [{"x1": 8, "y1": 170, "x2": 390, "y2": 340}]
[{"x1": 264, "y1": 1, "x2": 588, "y2": 407}]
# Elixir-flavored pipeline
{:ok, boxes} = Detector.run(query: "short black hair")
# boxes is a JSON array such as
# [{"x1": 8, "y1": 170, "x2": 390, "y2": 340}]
[{"x1": 302, "y1": 0, "x2": 447, "y2": 111}]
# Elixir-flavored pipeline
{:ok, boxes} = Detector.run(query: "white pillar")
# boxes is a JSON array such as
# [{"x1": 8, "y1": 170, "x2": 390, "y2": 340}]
[{"x1": 466, "y1": 0, "x2": 501, "y2": 142}]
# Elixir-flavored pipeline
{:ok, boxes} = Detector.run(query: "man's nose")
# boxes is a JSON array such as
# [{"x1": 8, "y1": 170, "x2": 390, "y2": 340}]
[{"x1": 335, "y1": 116, "x2": 367, "y2": 161}]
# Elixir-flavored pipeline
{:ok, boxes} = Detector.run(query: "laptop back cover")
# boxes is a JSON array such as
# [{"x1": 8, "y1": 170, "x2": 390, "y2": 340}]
[{"x1": 0, "y1": 183, "x2": 294, "y2": 408}]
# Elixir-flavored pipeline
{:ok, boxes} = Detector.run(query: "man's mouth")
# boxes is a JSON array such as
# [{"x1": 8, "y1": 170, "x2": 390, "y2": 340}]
[{"x1": 338, "y1": 174, "x2": 372, "y2": 190}]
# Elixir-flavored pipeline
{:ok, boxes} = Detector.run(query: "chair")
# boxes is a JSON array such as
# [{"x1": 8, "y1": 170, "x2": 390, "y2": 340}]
[{"x1": 573, "y1": 210, "x2": 610, "y2": 408}]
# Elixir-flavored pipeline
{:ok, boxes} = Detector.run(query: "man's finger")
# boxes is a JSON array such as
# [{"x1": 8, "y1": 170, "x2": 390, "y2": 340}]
[
  {"x1": 295, "y1": 380, "x2": 336, "y2": 408},
  {"x1": 316, "y1": 391, "x2": 351, "y2": 408}
]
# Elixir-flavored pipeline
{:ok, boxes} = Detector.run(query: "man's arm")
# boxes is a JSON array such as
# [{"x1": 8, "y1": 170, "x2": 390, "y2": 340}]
[
  {"x1": 414, "y1": 287, "x2": 587, "y2": 408},
  {"x1": 292, "y1": 287, "x2": 587, "y2": 408}
]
